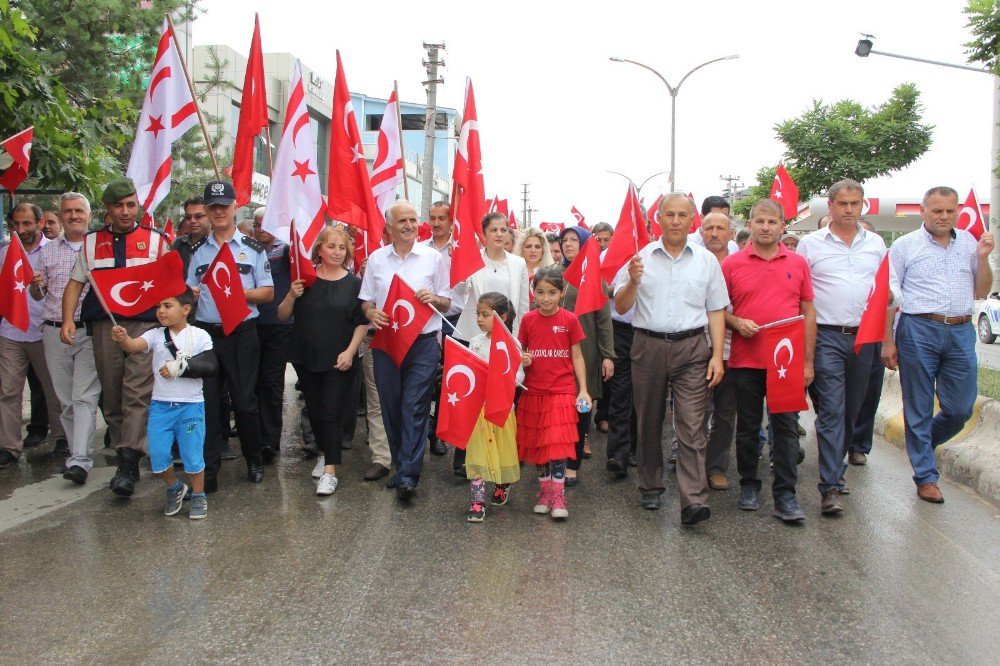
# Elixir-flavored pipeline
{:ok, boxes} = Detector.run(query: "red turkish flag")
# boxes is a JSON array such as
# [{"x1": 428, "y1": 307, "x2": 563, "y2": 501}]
[
  {"x1": 770, "y1": 164, "x2": 799, "y2": 222},
  {"x1": 570, "y1": 205, "x2": 589, "y2": 230},
  {"x1": 201, "y1": 244, "x2": 251, "y2": 335},
  {"x1": 485, "y1": 316, "x2": 519, "y2": 426},
  {"x1": 162, "y1": 218, "x2": 176, "y2": 243},
  {"x1": 437, "y1": 337, "x2": 488, "y2": 448},
  {"x1": 563, "y1": 235, "x2": 607, "y2": 316},
  {"x1": 956, "y1": 188, "x2": 987, "y2": 240},
  {"x1": 232, "y1": 14, "x2": 269, "y2": 207},
  {"x1": 370, "y1": 275, "x2": 435, "y2": 367},
  {"x1": 126, "y1": 18, "x2": 198, "y2": 218},
  {"x1": 539, "y1": 222, "x2": 564, "y2": 234},
  {"x1": 328, "y1": 51, "x2": 385, "y2": 264},
  {"x1": 260, "y1": 61, "x2": 327, "y2": 252},
  {"x1": 647, "y1": 194, "x2": 664, "y2": 240},
  {"x1": 371, "y1": 89, "x2": 405, "y2": 216},
  {"x1": 0, "y1": 127, "x2": 33, "y2": 193},
  {"x1": 449, "y1": 79, "x2": 487, "y2": 286},
  {"x1": 416, "y1": 222, "x2": 432, "y2": 241},
  {"x1": 601, "y1": 184, "x2": 649, "y2": 282},
  {"x1": 687, "y1": 193, "x2": 703, "y2": 233},
  {"x1": 288, "y1": 220, "x2": 317, "y2": 288},
  {"x1": 89, "y1": 251, "x2": 187, "y2": 318},
  {"x1": 854, "y1": 255, "x2": 890, "y2": 353},
  {"x1": 508, "y1": 208, "x2": 518, "y2": 230},
  {"x1": 0, "y1": 235, "x2": 32, "y2": 331},
  {"x1": 763, "y1": 317, "x2": 808, "y2": 413}
]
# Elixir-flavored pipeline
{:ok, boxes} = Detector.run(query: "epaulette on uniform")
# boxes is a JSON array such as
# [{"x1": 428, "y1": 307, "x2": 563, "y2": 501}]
[{"x1": 241, "y1": 235, "x2": 265, "y2": 253}]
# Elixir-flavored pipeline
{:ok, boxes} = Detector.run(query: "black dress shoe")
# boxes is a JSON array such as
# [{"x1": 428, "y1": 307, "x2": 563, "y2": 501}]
[
  {"x1": 23, "y1": 431, "x2": 47, "y2": 448},
  {"x1": 386, "y1": 474, "x2": 402, "y2": 489},
  {"x1": 681, "y1": 503, "x2": 711, "y2": 526},
  {"x1": 396, "y1": 482, "x2": 416, "y2": 501},
  {"x1": 220, "y1": 443, "x2": 237, "y2": 460},
  {"x1": 641, "y1": 494, "x2": 661, "y2": 511},
  {"x1": 246, "y1": 456, "x2": 264, "y2": 483},
  {"x1": 52, "y1": 439, "x2": 69, "y2": 456},
  {"x1": 606, "y1": 459, "x2": 628, "y2": 480},
  {"x1": 63, "y1": 465, "x2": 88, "y2": 485},
  {"x1": 564, "y1": 475, "x2": 578, "y2": 487},
  {"x1": 428, "y1": 438, "x2": 448, "y2": 456},
  {"x1": 0, "y1": 450, "x2": 19, "y2": 469},
  {"x1": 453, "y1": 464, "x2": 466, "y2": 478}
]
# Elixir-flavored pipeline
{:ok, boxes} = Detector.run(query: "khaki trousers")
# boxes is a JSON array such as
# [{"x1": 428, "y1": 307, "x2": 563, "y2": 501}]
[
  {"x1": 91, "y1": 319, "x2": 155, "y2": 453},
  {"x1": 361, "y1": 334, "x2": 390, "y2": 467},
  {"x1": 0, "y1": 335, "x2": 65, "y2": 456},
  {"x1": 632, "y1": 330, "x2": 711, "y2": 508}
]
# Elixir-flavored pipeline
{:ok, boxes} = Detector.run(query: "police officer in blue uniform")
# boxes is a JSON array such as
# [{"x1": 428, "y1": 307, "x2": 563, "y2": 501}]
[{"x1": 187, "y1": 181, "x2": 274, "y2": 490}]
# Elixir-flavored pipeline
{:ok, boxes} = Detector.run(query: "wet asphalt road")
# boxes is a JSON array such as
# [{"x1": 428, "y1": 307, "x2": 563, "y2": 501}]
[{"x1": 0, "y1": 377, "x2": 997, "y2": 664}]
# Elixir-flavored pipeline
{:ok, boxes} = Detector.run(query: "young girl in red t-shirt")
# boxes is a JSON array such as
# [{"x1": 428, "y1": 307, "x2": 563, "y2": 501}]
[{"x1": 516, "y1": 266, "x2": 591, "y2": 520}]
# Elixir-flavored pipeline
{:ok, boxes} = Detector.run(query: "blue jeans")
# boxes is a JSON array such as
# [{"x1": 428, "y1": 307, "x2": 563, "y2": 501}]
[
  {"x1": 851, "y1": 342, "x2": 885, "y2": 455},
  {"x1": 373, "y1": 334, "x2": 439, "y2": 485},
  {"x1": 148, "y1": 400, "x2": 205, "y2": 474},
  {"x1": 812, "y1": 328, "x2": 874, "y2": 493},
  {"x1": 896, "y1": 314, "x2": 977, "y2": 486}
]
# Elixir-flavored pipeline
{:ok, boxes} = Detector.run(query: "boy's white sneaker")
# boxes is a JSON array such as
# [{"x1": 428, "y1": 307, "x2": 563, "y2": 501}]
[
  {"x1": 316, "y1": 473, "x2": 338, "y2": 496},
  {"x1": 311, "y1": 456, "x2": 325, "y2": 479}
]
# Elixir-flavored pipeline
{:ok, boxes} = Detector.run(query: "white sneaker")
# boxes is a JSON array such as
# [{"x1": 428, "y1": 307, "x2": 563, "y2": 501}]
[
  {"x1": 316, "y1": 473, "x2": 338, "y2": 496},
  {"x1": 311, "y1": 456, "x2": 325, "y2": 479}
]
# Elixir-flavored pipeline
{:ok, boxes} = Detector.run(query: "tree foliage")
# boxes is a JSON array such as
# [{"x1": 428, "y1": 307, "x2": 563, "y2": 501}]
[
  {"x1": 1, "y1": 0, "x2": 196, "y2": 200},
  {"x1": 733, "y1": 84, "x2": 933, "y2": 220},
  {"x1": 965, "y1": 0, "x2": 1000, "y2": 73}
]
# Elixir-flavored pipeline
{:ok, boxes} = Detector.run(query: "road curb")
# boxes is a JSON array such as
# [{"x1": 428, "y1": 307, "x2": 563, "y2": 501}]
[{"x1": 875, "y1": 371, "x2": 1000, "y2": 505}]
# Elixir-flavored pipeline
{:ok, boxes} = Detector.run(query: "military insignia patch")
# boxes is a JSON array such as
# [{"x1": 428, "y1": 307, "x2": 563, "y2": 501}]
[{"x1": 238, "y1": 252, "x2": 247, "y2": 262}]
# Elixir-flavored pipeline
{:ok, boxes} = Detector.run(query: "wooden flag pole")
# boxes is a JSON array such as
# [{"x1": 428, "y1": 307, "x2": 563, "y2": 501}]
[
  {"x1": 166, "y1": 14, "x2": 221, "y2": 179},
  {"x1": 394, "y1": 80, "x2": 409, "y2": 200}
]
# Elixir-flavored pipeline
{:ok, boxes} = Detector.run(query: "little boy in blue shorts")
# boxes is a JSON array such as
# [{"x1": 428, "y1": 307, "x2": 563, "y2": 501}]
[{"x1": 112, "y1": 288, "x2": 216, "y2": 519}]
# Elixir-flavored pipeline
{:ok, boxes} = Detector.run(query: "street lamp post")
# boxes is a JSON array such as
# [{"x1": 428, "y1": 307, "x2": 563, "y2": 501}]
[
  {"x1": 855, "y1": 36, "x2": 1000, "y2": 287},
  {"x1": 607, "y1": 170, "x2": 665, "y2": 196},
  {"x1": 610, "y1": 55, "x2": 738, "y2": 193}
]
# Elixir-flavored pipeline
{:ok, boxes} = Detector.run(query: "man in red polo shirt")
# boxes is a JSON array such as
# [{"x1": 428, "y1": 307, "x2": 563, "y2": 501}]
[{"x1": 722, "y1": 199, "x2": 816, "y2": 524}]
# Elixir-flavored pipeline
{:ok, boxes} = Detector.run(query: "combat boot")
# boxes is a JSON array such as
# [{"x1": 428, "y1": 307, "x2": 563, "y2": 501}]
[{"x1": 109, "y1": 448, "x2": 141, "y2": 497}]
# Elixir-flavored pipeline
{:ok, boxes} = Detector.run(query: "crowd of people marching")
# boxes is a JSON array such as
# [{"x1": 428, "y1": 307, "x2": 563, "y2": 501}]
[{"x1": 0, "y1": 175, "x2": 993, "y2": 525}]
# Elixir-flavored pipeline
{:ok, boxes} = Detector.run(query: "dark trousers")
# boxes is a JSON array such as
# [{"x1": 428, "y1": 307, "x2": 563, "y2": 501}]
[
  {"x1": 255, "y1": 324, "x2": 291, "y2": 452},
  {"x1": 851, "y1": 342, "x2": 885, "y2": 455},
  {"x1": 296, "y1": 364, "x2": 357, "y2": 465},
  {"x1": 632, "y1": 331, "x2": 711, "y2": 508},
  {"x1": 606, "y1": 321, "x2": 637, "y2": 466},
  {"x1": 26, "y1": 363, "x2": 48, "y2": 436},
  {"x1": 202, "y1": 323, "x2": 264, "y2": 482},
  {"x1": 373, "y1": 335, "x2": 439, "y2": 485},
  {"x1": 568, "y1": 409, "x2": 592, "y2": 471},
  {"x1": 595, "y1": 377, "x2": 610, "y2": 423},
  {"x1": 812, "y1": 328, "x2": 874, "y2": 493},
  {"x1": 732, "y1": 368, "x2": 799, "y2": 499},
  {"x1": 342, "y1": 367, "x2": 363, "y2": 442},
  {"x1": 704, "y1": 362, "x2": 737, "y2": 475}
]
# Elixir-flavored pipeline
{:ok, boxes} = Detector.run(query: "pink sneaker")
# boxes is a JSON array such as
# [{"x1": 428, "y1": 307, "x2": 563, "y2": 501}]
[
  {"x1": 550, "y1": 480, "x2": 568, "y2": 520},
  {"x1": 533, "y1": 478, "x2": 553, "y2": 514}
]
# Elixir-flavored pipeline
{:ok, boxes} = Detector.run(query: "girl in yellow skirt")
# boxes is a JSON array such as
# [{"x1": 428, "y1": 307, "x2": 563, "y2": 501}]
[{"x1": 464, "y1": 292, "x2": 523, "y2": 522}]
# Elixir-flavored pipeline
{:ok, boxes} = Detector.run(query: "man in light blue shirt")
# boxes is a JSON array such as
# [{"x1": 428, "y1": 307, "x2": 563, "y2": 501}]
[{"x1": 188, "y1": 180, "x2": 274, "y2": 490}]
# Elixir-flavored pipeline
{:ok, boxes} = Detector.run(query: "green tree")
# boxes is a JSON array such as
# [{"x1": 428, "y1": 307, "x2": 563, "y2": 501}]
[
  {"x1": 733, "y1": 84, "x2": 933, "y2": 220},
  {"x1": 965, "y1": 0, "x2": 1000, "y2": 73}
]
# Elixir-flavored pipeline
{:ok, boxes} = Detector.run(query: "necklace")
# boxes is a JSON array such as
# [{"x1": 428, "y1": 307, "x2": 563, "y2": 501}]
[{"x1": 485, "y1": 253, "x2": 506, "y2": 273}]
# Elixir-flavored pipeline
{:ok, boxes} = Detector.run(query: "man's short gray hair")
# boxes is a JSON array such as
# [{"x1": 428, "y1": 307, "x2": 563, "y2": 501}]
[
  {"x1": 60, "y1": 192, "x2": 90, "y2": 213},
  {"x1": 827, "y1": 179, "x2": 864, "y2": 201},
  {"x1": 386, "y1": 199, "x2": 416, "y2": 224},
  {"x1": 253, "y1": 207, "x2": 266, "y2": 220}
]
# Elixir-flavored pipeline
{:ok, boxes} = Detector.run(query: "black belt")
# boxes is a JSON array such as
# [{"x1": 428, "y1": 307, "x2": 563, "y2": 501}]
[
  {"x1": 612, "y1": 320, "x2": 634, "y2": 330},
  {"x1": 818, "y1": 324, "x2": 859, "y2": 334},
  {"x1": 198, "y1": 319, "x2": 256, "y2": 336},
  {"x1": 415, "y1": 331, "x2": 438, "y2": 341},
  {"x1": 635, "y1": 326, "x2": 704, "y2": 342},
  {"x1": 43, "y1": 319, "x2": 83, "y2": 329}
]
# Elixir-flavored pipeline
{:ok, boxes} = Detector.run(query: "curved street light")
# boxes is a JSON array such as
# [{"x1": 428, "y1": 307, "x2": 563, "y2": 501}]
[
  {"x1": 610, "y1": 55, "x2": 738, "y2": 193},
  {"x1": 607, "y1": 170, "x2": 666, "y2": 195}
]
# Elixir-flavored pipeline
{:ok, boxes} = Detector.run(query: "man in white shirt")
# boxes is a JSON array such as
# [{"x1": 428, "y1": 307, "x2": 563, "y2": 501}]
[
  {"x1": 797, "y1": 179, "x2": 886, "y2": 516},
  {"x1": 360, "y1": 200, "x2": 453, "y2": 501},
  {"x1": 614, "y1": 194, "x2": 729, "y2": 525}
]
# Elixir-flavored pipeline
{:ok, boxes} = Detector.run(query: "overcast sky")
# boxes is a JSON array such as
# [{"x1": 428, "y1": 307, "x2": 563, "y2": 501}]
[{"x1": 194, "y1": 0, "x2": 992, "y2": 224}]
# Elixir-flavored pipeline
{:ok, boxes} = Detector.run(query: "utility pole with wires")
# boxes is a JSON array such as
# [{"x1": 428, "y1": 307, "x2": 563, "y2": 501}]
[
  {"x1": 719, "y1": 174, "x2": 743, "y2": 206},
  {"x1": 420, "y1": 42, "x2": 445, "y2": 223},
  {"x1": 521, "y1": 183, "x2": 530, "y2": 226}
]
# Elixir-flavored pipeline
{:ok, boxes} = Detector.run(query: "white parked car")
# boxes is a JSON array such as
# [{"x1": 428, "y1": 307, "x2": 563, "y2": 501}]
[{"x1": 976, "y1": 293, "x2": 1000, "y2": 343}]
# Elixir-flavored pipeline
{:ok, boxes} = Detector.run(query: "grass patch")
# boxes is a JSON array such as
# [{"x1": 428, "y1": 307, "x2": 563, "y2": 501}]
[{"x1": 978, "y1": 365, "x2": 1000, "y2": 401}]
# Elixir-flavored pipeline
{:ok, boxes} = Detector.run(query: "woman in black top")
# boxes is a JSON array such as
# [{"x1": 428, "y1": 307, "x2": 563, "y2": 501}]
[{"x1": 279, "y1": 225, "x2": 367, "y2": 496}]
